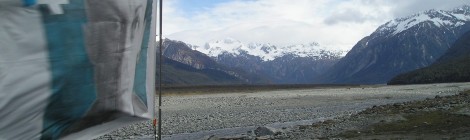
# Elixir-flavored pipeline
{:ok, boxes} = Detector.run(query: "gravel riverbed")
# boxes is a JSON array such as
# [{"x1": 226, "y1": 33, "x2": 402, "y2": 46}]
[{"x1": 98, "y1": 82, "x2": 470, "y2": 140}]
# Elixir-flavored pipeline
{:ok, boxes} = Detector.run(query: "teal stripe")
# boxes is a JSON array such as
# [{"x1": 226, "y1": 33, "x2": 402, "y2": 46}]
[
  {"x1": 39, "y1": 0, "x2": 96, "y2": 139},
  {"x1": 23, "y1": 0, "x2": 36, "y2": 6},
  {"x1": 133, "y1": 0, "x2": 153, "y2": 107}
]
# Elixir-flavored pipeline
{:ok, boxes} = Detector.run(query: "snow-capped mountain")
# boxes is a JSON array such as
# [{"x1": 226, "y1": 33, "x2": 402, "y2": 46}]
[
  {"x1": 319, "y1": 5, "x2": 470, "y2": 84},
  {"x1": 379, "y1": 6, "x2": 470, "y2": 36},
  {"x1": 191, "y1": 38, "x2": 347, "y2": 61},
  {"x1": 187, "y1": 38, "x2": 347, "y2": 84}
]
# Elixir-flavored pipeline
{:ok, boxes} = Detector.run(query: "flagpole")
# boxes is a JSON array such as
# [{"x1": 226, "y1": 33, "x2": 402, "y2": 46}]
[
  {"x1": 157, "y1": 0, "x2": 163, "y2": 139},
  {"x1": 153, "y1": 0, "x2": 159, "y2": 139}
]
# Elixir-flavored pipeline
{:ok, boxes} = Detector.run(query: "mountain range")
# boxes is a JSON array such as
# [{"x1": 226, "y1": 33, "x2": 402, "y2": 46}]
[
  {"x1": 157, "y1": 57, "x2": 245, "y2": 85},
  {"x1": 193, "y1": 38, "x2": 347, "y2": 84},
  {"x1": 160, "y1": 39, "x2": 271, "y2": 85},
  {"x1": 159, "y1": 38, "x2": 344, "y2": 85},
  {"x1": 192, "y1": 38, "x2": 347, "y2": 61},
  {"x1": 160, "y1": 5, "x2": 470, "y2": 85}
]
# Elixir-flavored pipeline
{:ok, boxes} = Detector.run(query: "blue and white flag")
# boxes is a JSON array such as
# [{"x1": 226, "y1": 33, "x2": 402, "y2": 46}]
[{"x1": 0, "y1": 0, "x2": 156, "y2": 139}]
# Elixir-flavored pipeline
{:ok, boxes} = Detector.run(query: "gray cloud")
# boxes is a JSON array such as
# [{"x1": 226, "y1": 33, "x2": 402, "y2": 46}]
[
  {"x1": 323, "y1": 0, "x2": 468, "y2": 25},
  {"x1": 390, "y1": 0, "x2": 469, "y2": 17},
  {"x1": 324, "y1": 8, "x2": 373, "y2": 25},
  {"x1": 165, "y1": 0, "x2": 470, "y2": 50}
]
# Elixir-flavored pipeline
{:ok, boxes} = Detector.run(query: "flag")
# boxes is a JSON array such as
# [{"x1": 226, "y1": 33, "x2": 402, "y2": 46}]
[{"x1": 0, "y1": 0, "x2": 156, "y2": 139}]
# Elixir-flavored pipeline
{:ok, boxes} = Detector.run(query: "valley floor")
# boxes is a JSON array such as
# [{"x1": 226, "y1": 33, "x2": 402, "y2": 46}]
[
  {"x1": 279, "y1": 89, "x2": 470, "y2": 139},
  {"x1": 97, "y1": 82, "x2": 470, "y2": 140}
]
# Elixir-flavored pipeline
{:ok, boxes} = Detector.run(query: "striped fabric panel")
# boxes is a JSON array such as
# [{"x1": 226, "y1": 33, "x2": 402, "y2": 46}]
[{"x1": 0, "y1": 0, "x2": 156, "y2": 139}]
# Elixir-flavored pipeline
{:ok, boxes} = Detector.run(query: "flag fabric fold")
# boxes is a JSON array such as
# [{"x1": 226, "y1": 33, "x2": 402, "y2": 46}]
[{"x1": 0, "y1": 0, "x2": 156, "y2": 139}]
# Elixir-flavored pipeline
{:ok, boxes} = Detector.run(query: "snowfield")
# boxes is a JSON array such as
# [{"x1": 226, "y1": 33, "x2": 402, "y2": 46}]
[
  {"x1": 192, "y1": 38, "x2": 347, "y2": 61},
  {"x1": 98, "y1": 82, "x2": 470, "y2": 140}
]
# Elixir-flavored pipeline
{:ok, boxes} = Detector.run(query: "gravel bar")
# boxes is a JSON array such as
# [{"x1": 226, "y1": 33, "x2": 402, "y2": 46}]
[{"x1": 98, "y1": 82, "x2": 470, "y2": 140}]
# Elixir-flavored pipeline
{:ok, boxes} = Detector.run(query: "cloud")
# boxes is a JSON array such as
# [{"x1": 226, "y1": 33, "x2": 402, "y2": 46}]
[
  {"x1": 162, "y1": 0, "x2": 469, "y2": 50},
  {"x1": 323, "y1": 0, "x2": 393, "y2": 25},
  {"x1": 324, "y1": 8, "x2": 375, "y2": 25},
  {"x1": 388, "y1": 0, "x2": 470, "y2": 17}
]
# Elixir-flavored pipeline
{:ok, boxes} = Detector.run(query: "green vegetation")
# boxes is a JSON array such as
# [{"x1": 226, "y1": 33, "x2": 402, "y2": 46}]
[
  {"x1": 157, "y1": 58, "x2": 245, "y2": 86},
  {"x1": 339, "y1": 111, "x2": 470, "y2": 139},
  {"x1": 335, "y1": 90, "x2": 470, "y2": 139},
  {"x1": 388, "y1": 56, "x2": 470, "y2": 85},
  {"x1": 373, "y1": 111, "x2": 470, "y2": 134},
  {"x1": 339, "y1": 110, "x2": 470, "y2": 139}
]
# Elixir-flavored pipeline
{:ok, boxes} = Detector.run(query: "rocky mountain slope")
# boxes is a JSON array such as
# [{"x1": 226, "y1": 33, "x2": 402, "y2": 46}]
[
  {"x1": 319, "y1": 5, "x2": 470, "y2": 84},
  {"x1": 388, "y1": 29, "x2": 470, "y2": 85},
  {"x1": 157, "y1": 57, "x2": 245, "y2": 86},
  {"x1": 161, "y1": 39, "x2": 271, "y2": 84}
]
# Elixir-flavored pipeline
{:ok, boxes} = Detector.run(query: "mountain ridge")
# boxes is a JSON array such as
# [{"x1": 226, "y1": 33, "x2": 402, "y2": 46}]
[
  {"x1": 192, "y1": 38, "x2": 347, "y2": 61},
  {"x1": 161, "y1": 39, "x2": 272, "y2": 84},
  {"x1": 318, "y1": 5, "x2": 470, "y2": 84},
  {"x1": 158, "y1": 57, "x2": 246, "y2": 86}
]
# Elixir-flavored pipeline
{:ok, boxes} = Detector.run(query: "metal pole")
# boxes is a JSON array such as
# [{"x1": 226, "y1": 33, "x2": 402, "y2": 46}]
[
  {"x1": 153, "y1": 0, "x2": 159, "y2": 139},
  {"x1": 157, "y1": 0, "x2": 163, "y2": 139}
]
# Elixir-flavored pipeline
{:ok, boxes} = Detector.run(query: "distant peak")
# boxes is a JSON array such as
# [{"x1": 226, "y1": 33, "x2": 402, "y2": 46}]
[
  {"x1": 193, "y1": 39, "x2": 345, "y2": 61},
  {"x1": 308, "y1": 42, "x2": 320, "y2": 46},
  {"x1": 460, "y1": 4, "x2": 470, "y2": 10},
  {"x1": 217, "y1": 37, "x2": 241, "y2": 44},
  {"x1": 452, "y1": 5, "x2": 470, "y2": 12}
]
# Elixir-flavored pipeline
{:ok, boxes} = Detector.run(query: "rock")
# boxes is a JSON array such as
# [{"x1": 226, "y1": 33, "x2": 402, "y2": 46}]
[
  {"x1": 375, "y1": 114, "x2": 407, "y2": 123},
  {"x1": 255, "y1": 126, "x2": 280, "y2": 137},
  {"x1": 454, "y1": 107, "x2": 470, "y2": 116},
  {"x1": 393, "y1": 103, "x2": 403, "y2": 107},
  {"x1": 299, "y1": 125, "x2": 309, "y2": 130},
  {"x1": 219, "y1": 135, "x2": 249, "y2": 140},
  {"x1": 207, "y1": 135, "x2": 220, "y2": 140}
]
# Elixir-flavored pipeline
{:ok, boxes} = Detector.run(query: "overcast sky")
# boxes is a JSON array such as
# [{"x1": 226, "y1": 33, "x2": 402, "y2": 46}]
[{"x1": 160, "y1": 0, "x2": 469, "y2": 50}]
